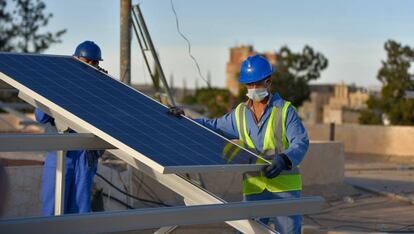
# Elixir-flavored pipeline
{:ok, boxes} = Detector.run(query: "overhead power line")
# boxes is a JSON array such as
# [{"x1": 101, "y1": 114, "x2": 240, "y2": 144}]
[{"x1": 170, "y1": 0, "x2": 210, "y2": 88}]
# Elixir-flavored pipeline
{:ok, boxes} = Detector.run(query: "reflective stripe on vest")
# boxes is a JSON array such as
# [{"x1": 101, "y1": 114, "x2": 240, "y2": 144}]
[
  {"x1": 222, "y1": 140, "x2": 241, "y2": 164},
  {"x1": 235, "y1": 101, "x2": 302, "y2": 195}
]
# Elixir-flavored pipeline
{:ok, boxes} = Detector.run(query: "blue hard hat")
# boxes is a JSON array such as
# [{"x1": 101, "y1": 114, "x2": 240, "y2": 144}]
[
  {"x1": 239, "y1": 55, "x2": 274, "y2": 84},
  {"x1": 73, "y1": 41, "x2": 103, "y2": 61}
]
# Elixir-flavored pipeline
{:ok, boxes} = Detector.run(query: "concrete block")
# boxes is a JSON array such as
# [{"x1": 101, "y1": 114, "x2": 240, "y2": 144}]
[
  {"x1": 301, "y1": 141, "x2": 344, "y2": 186},
  {"x1": 2, "y1": 166, "x2": 42, "y2": 218}
]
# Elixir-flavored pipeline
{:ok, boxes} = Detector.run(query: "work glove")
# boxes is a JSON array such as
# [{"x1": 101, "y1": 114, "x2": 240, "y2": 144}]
[
  {"x1": 167, "y1": 106, "x2": 185, "y2": 118},
  {"x1": 263, "y1": 154, "x2": 290, "y2": 179},
  {"x1": 97, "y1": 66, "x2": 108, "y2": 74}
]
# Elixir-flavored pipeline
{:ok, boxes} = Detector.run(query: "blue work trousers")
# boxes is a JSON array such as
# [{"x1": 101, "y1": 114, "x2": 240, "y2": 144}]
[
  {"x1": 41, "y1": 150, "x2": 97, "y2": 215},
  {"x1": 243, "y1": 189, "x2": 302, "y2": 234}
]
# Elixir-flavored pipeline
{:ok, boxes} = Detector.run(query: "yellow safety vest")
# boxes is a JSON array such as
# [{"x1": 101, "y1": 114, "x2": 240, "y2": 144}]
[{"x1": 232, "y1": 101, "x2": 302, "y2": 195}]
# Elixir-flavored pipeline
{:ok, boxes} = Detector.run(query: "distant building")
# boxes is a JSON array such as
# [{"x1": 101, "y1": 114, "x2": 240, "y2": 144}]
[
  {"x1": 298, "y1": 85, "x2": 334, "y2": 124},
  {"x1": 226, "y1": 45, "x2": 277, "y2": 96},
  {"x1": 299, "y1": 84, "x2": 370, "y2": 124}
]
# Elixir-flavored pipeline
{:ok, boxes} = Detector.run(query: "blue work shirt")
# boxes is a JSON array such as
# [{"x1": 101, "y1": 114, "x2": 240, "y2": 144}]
[{"x1": 194, "y1": 93, "x2": 309, "y2": 167}]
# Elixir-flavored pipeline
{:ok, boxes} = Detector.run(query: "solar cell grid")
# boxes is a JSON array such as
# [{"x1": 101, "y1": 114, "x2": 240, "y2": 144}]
[{"x1": 0, "y1": 53, "x2": 266, "y2": 173}]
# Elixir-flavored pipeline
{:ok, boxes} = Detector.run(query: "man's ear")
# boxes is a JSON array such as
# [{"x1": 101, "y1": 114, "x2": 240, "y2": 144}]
[{"x1": 266, "y1": 77, "x2": 272, "y2": 87}]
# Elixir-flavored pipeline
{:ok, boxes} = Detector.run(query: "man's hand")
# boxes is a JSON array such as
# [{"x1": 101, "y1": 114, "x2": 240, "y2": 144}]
[
  {"x1": 263, "y1": 154, "x2": 289, "y2": 178},
  {"x1": 168, "y1": 106, "x2": 185, "y2": 118}
]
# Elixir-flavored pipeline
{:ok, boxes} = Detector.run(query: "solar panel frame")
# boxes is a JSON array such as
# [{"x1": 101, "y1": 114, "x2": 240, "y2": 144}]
[{"x1": 0, "y1": 52, "x2": 269, "y2": 174}]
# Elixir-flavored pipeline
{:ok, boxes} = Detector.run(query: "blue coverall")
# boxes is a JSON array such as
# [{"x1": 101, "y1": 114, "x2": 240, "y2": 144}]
[
  {"x1": 195, "y1": 93, "x2": 309, "y2": 234},
  {"x1": 35, "y1": 109, "x2": 103, "y2": 215}
]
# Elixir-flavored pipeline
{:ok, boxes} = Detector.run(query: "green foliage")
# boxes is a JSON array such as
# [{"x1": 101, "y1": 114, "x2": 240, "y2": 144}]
[
  {"x1": 359, "y1": 40, "x2": 414, "y2": 125},
  {"x1": 182, "y1": 87, "x2": 230, "y2": 118},
  {"x1": 270, "y1": 45, "x2": 328, "y2": 107},
  {"x1": 358, "y1": 96, "x2": 383, "y2": 125},
  {"x1": 0, "y1": 0, "x2": 16, "y2": 51},
  {"x1": 0, "y1": 0, "x2": 66, "y2": 53}
]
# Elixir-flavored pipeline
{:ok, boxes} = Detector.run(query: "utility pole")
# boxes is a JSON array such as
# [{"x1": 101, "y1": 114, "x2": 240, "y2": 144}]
[{"x1": 120, "y1": 0, "x2": 131, "y2": 84}]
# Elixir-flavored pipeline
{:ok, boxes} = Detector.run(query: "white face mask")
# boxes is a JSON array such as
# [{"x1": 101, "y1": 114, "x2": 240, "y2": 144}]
[{"x1": 246, "y1": 87, "x2": 269, "y2": 102}]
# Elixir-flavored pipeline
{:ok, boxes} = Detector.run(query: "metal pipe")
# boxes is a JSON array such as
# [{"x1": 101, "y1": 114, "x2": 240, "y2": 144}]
[
  {"x1": 0, "y1": 133, "x2": 115, "y2": 152},
  {"x1": 0, "y1": 197, "x2": 325, "y2": 234},
  {"x1": 54, "y1": 150, "x2": 66, "y2": 215},
  {"x1": 130, "y1": 6, "x2": 157, "y2": 90},
  {"x1": 132, "y1": 4, "x2": 176, "y2": 107}
]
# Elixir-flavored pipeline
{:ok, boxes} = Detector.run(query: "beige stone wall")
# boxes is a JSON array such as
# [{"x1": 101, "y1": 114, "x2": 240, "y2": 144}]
[
  {"x1": 299, "y1": 92, "x2": 332, "y2": 124},
  {"x1": 226, "y1": 46, "x2": 254, "y2": 96},
  {"x1": 323, "y1": 107, "x2": 343, "y2": 124},
  {"x1": 341, "y1": 109, "x2": 360, "y2": 124},
  {"x1": 305, "y1": 123, "x2": 414, "y2": 157},
  {"x1": 349, "y1": 91, "x2": 369, "y2": 109}
]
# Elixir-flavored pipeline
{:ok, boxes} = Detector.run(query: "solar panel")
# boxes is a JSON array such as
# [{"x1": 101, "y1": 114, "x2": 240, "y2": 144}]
[{"x1": 0, "y1": 52, "x2": 266, "y2": 174}]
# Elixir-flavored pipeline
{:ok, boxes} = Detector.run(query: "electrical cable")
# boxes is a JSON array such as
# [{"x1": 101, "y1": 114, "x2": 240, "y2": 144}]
[
  {"x1": 170, "y1": 0, "x2": 210, "y2": 87},
  {"x1": 102, "y1": 192, "x2": 135, "y2": 209},
  {"x1": 397, "y1": 224, "x2": 414, "y2": 231},
  {"x1": 116, "y1": 170, "x2": 130, "y2": 205},
  {"x1": 305, "y1": 216, "x2": 414, "y2": 233},
  {"x1": 313, "y1": 198, "x2": 380, "y2": 215},
  {"x1": 307, "y1": 216, "x2": 412, "y2": 227},
  {"x1": 98, "y1": 172, "x2": 168, "y2": 207},
  {"x1": 305, "y1": 191, "x2": 414, "y2": 232},
  {"x1": 132, "y1": 172, "x2": 165, "y2": 204},
  {"x1": 96, "y1": 172, "x2": 170, "y2": 207},
  {"x1": 330, "y1": 224, "x2": 381, "y2": 232},
  {"x1": 117, "y1": 170, "x2": 129, "y2": 194},
  {"x1": 132, "y1": 173, "x2": 161, "y2": 203},
  {"x1": 303, "y1": 214, "x2": 323, "y2": 227}
]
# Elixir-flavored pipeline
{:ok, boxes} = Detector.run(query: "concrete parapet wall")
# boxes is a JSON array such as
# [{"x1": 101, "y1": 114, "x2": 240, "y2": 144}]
[{"x1": 306, "y1": 123, "x2": 414, "y2": 157}]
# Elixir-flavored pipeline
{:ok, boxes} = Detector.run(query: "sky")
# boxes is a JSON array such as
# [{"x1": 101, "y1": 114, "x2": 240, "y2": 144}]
[{"x1": 40, "y1": 0, "x2": 414, "y2": 89}]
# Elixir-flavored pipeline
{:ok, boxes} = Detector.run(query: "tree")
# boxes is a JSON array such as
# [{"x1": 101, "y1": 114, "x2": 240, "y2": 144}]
[
  {"x1": 0, "y1": 0, "x2": 17, "y2": 51},
  {"x1": 0, "y1": 0, "x2": 66, "y2": 53},
  {"x1": 358, "y1": 97, "x2": 383, "y2": 125},
  {"x1": 182, "y1": 87, "x2": 230, "y2": 118},
  {"x1": 359, "y1": 40, "x2": 414, "y2": 125},
  {"x1": 269, "y1": 46, "x2": 328, "y2": 107}
]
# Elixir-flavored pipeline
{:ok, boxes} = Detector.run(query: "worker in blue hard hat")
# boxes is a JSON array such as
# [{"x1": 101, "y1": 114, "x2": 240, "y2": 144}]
[
  {"x1": 170, "y1": 54, "x2": 309, "y2": 233},
  {"x1": 36, "y1": 41, "x2": 106, "y2": 215},
  {"x1": 73, "y1": 40, "x2": 107, "y2": 73}
]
